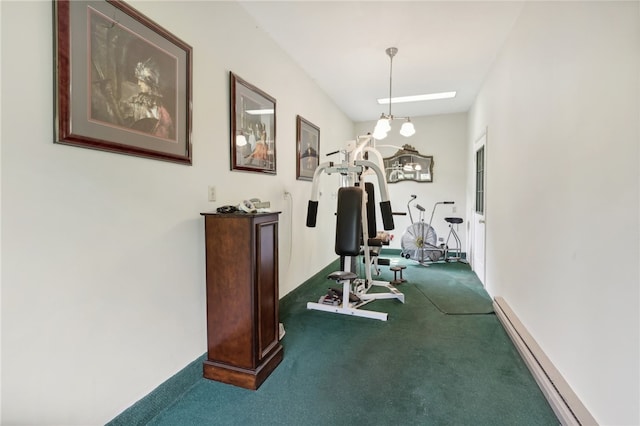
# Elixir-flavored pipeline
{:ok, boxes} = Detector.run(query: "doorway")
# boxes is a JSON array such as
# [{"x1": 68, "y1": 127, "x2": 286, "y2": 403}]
[{"x1": 472, "y1": 133, "x2": 487, "y2": 285}]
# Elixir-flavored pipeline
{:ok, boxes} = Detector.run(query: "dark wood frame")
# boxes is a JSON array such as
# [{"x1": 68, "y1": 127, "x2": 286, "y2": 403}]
[
  {"x1": 230, "y1": 72, "x2": 277, "y2": 174},
  {"x1": 295, "y1": 115, "x2": 320, "y2": 181},
  {"x1": 54, "y1": 0, "x2": 193, "y2": 164}
]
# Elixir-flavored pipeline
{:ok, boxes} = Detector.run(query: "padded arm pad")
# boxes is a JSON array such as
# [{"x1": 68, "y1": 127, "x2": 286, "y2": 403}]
[
  {"x1": 306, "y1": 200, "x2": 318, "y2": 227},
  {"x1": 367, "y1": 238, "x2": 384, "y2": 247},
  {"x1": 380, "y1": 201, "x2": 394, "y2": 230}
]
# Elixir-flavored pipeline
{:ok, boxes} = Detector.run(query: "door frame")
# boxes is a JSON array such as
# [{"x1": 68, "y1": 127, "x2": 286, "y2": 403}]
[{"x1": 471, "y1": 130, "x2": 487, "y2": 286}]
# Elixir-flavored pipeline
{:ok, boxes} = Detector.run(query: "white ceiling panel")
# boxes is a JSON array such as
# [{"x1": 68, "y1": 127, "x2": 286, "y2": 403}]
[{"x1": 239, "y1": 1, "x2": 524, "y2": 121}]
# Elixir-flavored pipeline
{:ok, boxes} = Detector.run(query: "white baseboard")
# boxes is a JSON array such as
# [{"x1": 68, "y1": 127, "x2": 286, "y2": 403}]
[{"x1": 493, "y1": 297, "x2": 598, "y2": 426}]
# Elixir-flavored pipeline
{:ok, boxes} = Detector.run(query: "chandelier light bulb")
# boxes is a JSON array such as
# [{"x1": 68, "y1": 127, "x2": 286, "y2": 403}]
[
  {"x1": 373, "y1": 126, "x2": 388, "y2": 140},
  {"x1": 375, "y1": 116, "x2": 391, "y2": 133},
  {"x1": 400, "y1": 119, "x2": 416, "y2": 137}
]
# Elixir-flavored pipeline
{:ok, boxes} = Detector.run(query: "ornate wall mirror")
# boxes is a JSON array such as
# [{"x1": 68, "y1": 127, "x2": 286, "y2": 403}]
[{"x1": 383, "y1": 144, "x2": 434, "y2": 183}]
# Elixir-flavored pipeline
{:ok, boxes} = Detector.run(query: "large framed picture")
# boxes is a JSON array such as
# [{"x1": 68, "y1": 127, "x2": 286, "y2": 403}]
[
  {"x1": 230, "y1": 72, "x2": 276, "y2": 174},
  {"x1": 296, "y1": 115, "x2": 320, "y2": 181},
  {"x1": 54, "y1": 0, "x2": 193, "y2": 164}
]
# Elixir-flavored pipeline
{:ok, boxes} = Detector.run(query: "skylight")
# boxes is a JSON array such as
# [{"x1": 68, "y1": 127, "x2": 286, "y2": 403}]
[{"x1": 377, "y1": 91, "x2": 457, "y2": 105}]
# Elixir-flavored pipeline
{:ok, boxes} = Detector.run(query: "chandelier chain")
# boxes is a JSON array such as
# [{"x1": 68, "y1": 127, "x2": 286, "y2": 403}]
[{"x1": 373, "y1": 47, "x2": 415, "y2": 139}]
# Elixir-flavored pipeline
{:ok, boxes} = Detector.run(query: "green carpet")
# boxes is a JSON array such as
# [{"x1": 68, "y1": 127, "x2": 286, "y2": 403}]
[
  {"x1": 408, "y1": 261, "x2": 494, "y2": 315},
  {"x1": 112, "y1": 255, "x2": 557, "y2": 425}
]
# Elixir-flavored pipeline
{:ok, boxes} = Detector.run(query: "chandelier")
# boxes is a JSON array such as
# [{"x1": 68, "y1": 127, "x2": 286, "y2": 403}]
[{"x1": 373, "y1": 47, "x2": 416, "y2": 140}]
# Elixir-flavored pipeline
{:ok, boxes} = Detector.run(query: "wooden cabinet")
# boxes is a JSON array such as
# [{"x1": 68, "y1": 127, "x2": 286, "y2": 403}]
[{"x1": 200, "y1": 212, "x2": 283, "y2": 390}]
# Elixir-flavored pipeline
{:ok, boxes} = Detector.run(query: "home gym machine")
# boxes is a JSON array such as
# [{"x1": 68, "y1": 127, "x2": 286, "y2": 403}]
[
  {"x1": 400, "y1": 195, "x2": 465, "y2": 266},
  {"x1": 305, "y1": 136, "x2": 404, "y2": 321}
]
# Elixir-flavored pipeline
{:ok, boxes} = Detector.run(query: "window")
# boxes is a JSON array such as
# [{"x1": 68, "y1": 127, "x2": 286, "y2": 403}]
[{"x1": 475, "y1": 146, "x2": 485, "y2": 214}]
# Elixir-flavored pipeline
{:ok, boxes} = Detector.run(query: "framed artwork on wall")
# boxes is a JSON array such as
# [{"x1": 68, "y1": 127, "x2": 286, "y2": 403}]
[
  {"x1": 383, "y1": 144, "x2": 434, "y2": 183},
  {"x1": 230, "y1": 72, "x2": 277, "y2": 174},
  {"x1": 296, "y1": 115, "x2": 320, "y2": 181},
  {"x1": 54, "y1": 0, "x2": 193, "y2": 164}
]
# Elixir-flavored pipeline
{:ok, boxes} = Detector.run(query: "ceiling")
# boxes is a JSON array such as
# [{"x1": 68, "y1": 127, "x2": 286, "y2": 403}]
[{"x1": 238, "y1": 1, "x2": 525, "y2": 122}]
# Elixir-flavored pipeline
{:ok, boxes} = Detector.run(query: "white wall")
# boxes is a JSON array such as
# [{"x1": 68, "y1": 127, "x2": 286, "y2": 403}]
[
  {"x1": 467, "y1": 2, "x2": 639, "y2": 424},
  {"x1": 1, "y1": 1, "x2": 352, "y2": 424},
  {"x1": 356, "y1": 113, "x2": 468, "y2": 252}
]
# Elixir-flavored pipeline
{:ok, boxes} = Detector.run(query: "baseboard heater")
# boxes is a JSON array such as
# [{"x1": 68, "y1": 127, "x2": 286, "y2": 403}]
[{"x1": 493, "y1": 297, "x2": 598, "y2": 426}]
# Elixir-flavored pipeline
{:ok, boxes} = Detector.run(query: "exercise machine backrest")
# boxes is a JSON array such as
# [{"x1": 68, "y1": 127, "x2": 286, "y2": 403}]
[{"x1": 335, "y1": 187, "x2": 363, "y2": 256}]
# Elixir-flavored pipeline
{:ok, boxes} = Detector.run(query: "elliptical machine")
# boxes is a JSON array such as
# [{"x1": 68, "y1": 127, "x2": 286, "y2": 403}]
[{"x1": 400, "y1": 195, "x2": 465, "y2": 265}]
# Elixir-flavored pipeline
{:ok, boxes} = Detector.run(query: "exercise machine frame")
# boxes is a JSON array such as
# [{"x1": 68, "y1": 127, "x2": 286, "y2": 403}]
[{"x1": 305, "y1": 136, "x2": 404, "y2": 321}]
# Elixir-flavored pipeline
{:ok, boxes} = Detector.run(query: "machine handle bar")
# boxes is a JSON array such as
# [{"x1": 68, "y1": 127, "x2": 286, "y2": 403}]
[
  {"x1": 427, "y1": 201, "x2": 455, "y2": 229},
  {"x1": 407, "y1": 195, "x2": 417, "y2": 223}
]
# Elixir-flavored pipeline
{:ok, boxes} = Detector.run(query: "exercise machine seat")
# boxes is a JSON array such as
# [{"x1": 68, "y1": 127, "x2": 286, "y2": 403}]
[
  {"x1": 328, "y1": 271, "x2": 358, "y2": 282},
  {"x1": 445, "y1": 217, "x2": 463, "y2": 224}
]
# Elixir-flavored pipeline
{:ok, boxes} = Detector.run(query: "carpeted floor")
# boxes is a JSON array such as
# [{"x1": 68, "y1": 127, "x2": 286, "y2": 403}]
[
  {"x1": 411, "y1": 261, "x2": 495, "y2": 315},
  {"x1": 115, "y1": 254, "x2": 557, "y2": 425}
]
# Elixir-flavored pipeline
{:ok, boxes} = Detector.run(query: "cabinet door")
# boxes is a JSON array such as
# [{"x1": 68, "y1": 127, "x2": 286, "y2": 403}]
[
  {"x1": 256, "y1": 219, "x2": 279, "y2": 360},
  {"x1": 205, "y1": 216, "x2": 254, "y2": 369}
]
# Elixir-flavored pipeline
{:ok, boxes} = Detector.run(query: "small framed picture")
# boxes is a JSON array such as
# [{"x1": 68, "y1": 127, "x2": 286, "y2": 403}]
[
  {"x1": 230, "y1": 72, "x2": 277, "y2": 174},
  {"x1": 296, "y1": 115, "x2": 320, "y2": 181},
  {"x1": 54, "y1": 0, "x2": 193, "y2": 164}
]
